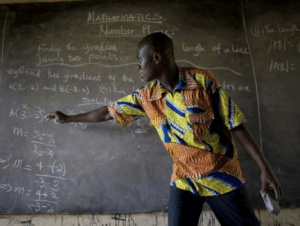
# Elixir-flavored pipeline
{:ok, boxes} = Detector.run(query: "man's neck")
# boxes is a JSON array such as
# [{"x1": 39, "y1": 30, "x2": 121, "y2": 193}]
[{"x1": 159, "y1": 64, "x2": 179, "y2": 93}]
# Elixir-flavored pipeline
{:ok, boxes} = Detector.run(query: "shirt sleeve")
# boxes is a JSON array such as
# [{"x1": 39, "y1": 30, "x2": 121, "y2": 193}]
[
  {"x1": 108, "y1": 90, "x2": 146, "y2": 127},
  {"x1": 198, "y1": 70, "x2": 245, "y2": 130},
  {"x1": 212, "y1": 87, "x2": 245, "y2": 130}
]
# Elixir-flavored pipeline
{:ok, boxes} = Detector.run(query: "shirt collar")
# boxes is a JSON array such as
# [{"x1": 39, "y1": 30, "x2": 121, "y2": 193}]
[{"x1": 149, "y1": 67, "x2": 199, "y2": 101}]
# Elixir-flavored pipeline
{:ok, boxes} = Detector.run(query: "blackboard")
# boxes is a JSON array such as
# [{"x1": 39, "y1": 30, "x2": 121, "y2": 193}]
[{"x1": 0, "y1": 0, "x2": 299, "y2": 214}]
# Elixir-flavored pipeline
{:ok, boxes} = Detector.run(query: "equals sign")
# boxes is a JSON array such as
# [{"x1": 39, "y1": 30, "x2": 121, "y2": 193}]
[
  {"x1": 26, "y1": 190, "x2": 32, "y2": 196},
  {"x1": 23, "y1": 165, "x2": 32, "y2": 171}
]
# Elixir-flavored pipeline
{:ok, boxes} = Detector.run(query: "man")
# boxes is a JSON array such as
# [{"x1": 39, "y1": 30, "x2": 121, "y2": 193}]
[{"x1": 46, "y1": 32, "x2": 281, "y2": 226}]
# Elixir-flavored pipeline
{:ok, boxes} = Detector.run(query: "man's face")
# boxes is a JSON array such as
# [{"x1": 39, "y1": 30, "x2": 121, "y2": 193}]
[{"x1": 136, "y1": 44, "x2": 158, "y2": 82}]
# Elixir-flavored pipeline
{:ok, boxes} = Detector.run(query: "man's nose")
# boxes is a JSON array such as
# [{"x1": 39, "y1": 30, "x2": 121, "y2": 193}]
[{"x1": 136, "y1": 64, "x2": 141, "y2": 70}]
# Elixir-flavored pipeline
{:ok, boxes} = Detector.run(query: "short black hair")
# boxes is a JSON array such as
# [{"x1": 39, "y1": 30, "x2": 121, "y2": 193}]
[{"x1": 139, "y1": 32, "x2": 174, "y2": 56}]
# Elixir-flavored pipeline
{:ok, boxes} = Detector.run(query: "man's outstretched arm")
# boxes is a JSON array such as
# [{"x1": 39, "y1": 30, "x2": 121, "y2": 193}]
[
  {"x1": 45, "y1": 106, "x2": 113, "y2": 123},
  {"x1": 232, "y1": 123, "x2": 281, "y2": 200}
]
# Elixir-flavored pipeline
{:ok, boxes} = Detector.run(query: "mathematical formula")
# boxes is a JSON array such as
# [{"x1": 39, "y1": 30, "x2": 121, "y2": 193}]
[{"x1": 1, "y1": 118, "x2": 67, "y2": 213}]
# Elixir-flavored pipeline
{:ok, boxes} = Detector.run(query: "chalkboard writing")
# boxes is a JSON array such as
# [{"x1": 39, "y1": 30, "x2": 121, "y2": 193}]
[{"x1": 0, "y1": 0, "x2": 299, "y2": 214}]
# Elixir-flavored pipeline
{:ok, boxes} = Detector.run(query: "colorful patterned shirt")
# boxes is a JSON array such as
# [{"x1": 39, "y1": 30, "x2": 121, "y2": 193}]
[{"x1": 108, "y1": 67, "x2": 246, "y2": 196}]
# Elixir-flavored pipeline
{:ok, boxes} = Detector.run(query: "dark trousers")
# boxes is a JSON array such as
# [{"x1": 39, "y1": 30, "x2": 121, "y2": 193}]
[{"x1": 168, "y1": 186, "x2": 260, "y2": 226}]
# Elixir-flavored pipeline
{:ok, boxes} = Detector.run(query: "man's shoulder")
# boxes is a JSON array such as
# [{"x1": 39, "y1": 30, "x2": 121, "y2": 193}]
[
  {"x1": 180, "y1": 67, "x2": 220, "y2": 90},
  {"x1": 181, "y1": 67, "x2": 217, "y2": 81},
  {"x1": 135, "y1": 80, "x2": 161, "y2": 101},
  {"x1": 137, "y1": 80, "x2": 159, "y2": 92}
]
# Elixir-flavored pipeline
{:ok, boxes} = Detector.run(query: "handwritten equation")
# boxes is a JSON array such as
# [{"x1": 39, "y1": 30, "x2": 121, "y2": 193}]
[
  {"x1": 250, "y1": 22, "x2": 300, "y2": 74},
  {"x1": 1, "y1": 120, "x2": 66, "y2": 213}
]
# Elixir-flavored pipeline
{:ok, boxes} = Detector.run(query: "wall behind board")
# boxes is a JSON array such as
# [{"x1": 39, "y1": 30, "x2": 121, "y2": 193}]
[{"x1": 0, "y1": 0, "x2": 299, "y2": 214}]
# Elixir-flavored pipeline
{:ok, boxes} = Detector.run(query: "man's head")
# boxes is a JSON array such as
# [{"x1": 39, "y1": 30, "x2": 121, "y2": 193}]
[{"x1": 136, "y1": 32, "x2": 175, "y2": 82}]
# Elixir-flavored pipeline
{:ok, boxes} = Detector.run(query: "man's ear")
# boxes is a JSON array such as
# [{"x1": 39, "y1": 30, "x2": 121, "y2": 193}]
[{"x1": 153, "y1": 52, "x2": 162, "y2": 64}]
